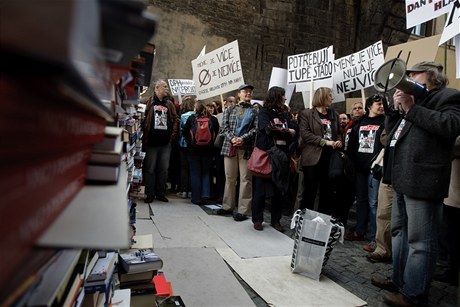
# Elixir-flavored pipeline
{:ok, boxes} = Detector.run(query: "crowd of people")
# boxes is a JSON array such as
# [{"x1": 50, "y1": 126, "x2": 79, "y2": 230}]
[{"x1": 141, "y1": 60, "x2": 460, "y2": 306}]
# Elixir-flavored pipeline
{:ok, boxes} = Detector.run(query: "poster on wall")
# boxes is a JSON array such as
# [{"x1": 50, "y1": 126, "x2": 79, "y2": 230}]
[
  {"x1": 332, "y1": 41, "x2": 385, "y2": 96},
  {"x1": 191, "y1": 40, "x2": 244, "y2": 100},
  {"x1": 287, "y1": 45, "x2": 334, "y2": 84}
]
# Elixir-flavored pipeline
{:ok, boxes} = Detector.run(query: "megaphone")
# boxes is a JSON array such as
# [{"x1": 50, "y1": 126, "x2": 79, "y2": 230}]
[{"x1": 374, "y1": 58, "x2": 427, "y2": 99}]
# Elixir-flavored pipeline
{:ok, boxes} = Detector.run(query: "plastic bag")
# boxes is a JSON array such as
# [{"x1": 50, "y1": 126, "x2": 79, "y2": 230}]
[{"x1": 290, "y1": 209, "x2": 344, "y2": 280}]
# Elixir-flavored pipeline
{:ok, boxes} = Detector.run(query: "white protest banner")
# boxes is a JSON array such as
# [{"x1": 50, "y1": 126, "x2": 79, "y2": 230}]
[
  {"x1": 287, "y1": 46, "x2": 334, "y2": 84},
  {"x1": 197, "y1": 45, "x2": 206, "y2": 59},
  {"x1": 168, "y1": 79, "x2": 196, "y2": 96},
  {"x1": 333, "y1": 41, "x2": 385, "y2": 95},
  {"x1": 191, "y1": 40, "x2": 244, "y2": 100},
  {"x1": 439, "y1": 0, "x2": 460, "y2": 45},
  {"x1": 295, "y1": 79, "x2": 334, "y2": 92},
  {"x1": 405, "y1": 0, "x2": 454, "y2": 29},
  {"x1": 268, "y1": 67, "x2": 296, "y2": 105}
]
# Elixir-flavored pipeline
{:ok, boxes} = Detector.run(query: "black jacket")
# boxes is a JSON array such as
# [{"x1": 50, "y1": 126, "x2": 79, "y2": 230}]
[{"x1": 385, "y1": 87, "x2": 460, "y2": 199}]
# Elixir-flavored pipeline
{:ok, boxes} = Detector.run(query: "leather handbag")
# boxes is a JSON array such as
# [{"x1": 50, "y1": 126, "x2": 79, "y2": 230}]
[
  {"x1": 247, "y1": 146, "x2": 272, "y2": 178},
  {"x1": 328, "y1": 150, "x2": 353, "y2": 180},
  {"x1": 214, "y1": 133, "x2": 225, "y2": 148}
]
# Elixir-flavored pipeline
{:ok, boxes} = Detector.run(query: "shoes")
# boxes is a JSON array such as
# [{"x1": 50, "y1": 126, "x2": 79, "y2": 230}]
[
  {"x1": 382, "y1": 293, "x2": 415, "y2": 307},
  {"x1": 156, "y1": 195, "x2": 169, "y2": 202},
  {"x1": 216, "y1": 208, "x2": 233, "y2": 216},
  {"x1": 363, "y1": 240, "x2": 377, "y2": 253},
  {"x1": 344, "y1": 231, "x2": 365, "y2": 241},
  {"x1": 233, "y1": 213, "x2": 248, "y2": 222},
  {"x1": 271, "y1": 223, "x2": 285, "y2": 233},
  {"x1": 371, "y1": 276, "x2": 399, "y2": 292},
  {"x1": 201, "y1": 197, "x2": 212, "y2": 205},
  {"x1": 367, "y1": 253, "x2": 392, "y2": 263},
  {"x1": 176, "y1": 191, "x2": 187, "y2": 198},
  {"x1": 144, "y1": 195, "x2": 154, "y2": 203},
  {"x1": 253, "y1": 222, "x2": 263, "y2": 231},
  {"x1": 433, "y1": 270, "x2": 459, "y2": 286}
]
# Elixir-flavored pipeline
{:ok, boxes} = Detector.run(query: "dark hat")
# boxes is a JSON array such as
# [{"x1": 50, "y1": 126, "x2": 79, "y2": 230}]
[
  {"x1": 406, "y1": 61, "x2": 443, "y2": 73},
  {"x1": 238, "y1": 83, "x2": 254, "y2": 91}
]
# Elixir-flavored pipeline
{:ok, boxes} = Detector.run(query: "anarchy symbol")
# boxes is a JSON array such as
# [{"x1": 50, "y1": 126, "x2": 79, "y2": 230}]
[{"x1": 199, "y1": 69, "x2": 212, "y2": 86}]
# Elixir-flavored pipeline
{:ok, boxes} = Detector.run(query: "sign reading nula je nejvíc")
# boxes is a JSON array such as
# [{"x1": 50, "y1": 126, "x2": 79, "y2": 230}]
[{"x1": 333, "y1": 41, "x2": 385, "y2": 95}]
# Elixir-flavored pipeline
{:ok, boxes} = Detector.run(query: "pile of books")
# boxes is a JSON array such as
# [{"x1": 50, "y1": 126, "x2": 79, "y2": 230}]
[
  {"x1": 87, "y1": 126, "x2": 124, "y2": 183},
  {"x1": 118, "y1": 248, "x2": 163, "y2": 295}
]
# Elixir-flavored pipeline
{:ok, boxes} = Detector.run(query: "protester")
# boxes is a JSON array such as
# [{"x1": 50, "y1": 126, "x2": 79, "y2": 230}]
[
  {"x1": 434, "y1": 135, "x2": 460, "y2": 286},
  {"x1": 345, "y1": 93, "x2": 385, "y2": 249},
  {"x1": 371, "y1": 61, "x2": 460, "y2": 306},
  {"x1": 216, "y1": 84, "x2": 258, "y2": 221},
  {"x1": 182, "y1": 101, "x2": 220, "y2": 205},
  {"x1": 367, "y1": 130, "x2": 393, "y2": 263},
  {"x1": 142, "y1": 80, "x2": 179, "y2": 203},
  {"x1": 339, "y1": 113, "x2": 350, "y2": 129},
  {"x1": 298, "y1": 87, "x2": 343, "y2": 216},
  {"x1": 176, "y1": 96, "x2": 195, "y2": 198},
  {"x1": 252, "y1": 86, "x2": 297, "y2": 232}
]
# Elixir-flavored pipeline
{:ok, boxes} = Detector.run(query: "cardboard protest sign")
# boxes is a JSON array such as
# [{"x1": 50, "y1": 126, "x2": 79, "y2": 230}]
[
  {"x1": 405, "y1": 0, "x2": 453, "y2": 29},
  {"x1": 287, "y1": 46, "x2": 334, "y2": 84},
  {"x1": 333, "y1": 41, "x2": 385, "y2": 95},
  {"x1": 439, "y1": 0, "x2": 460, "y2": 45},
  {"x1": 268, "y1": 67, "x2": 296, "y2": 105},
  {"x1": 191, "y1": 40, "x2": 244, "y2": 100},
  {"x1": 168, "y1": 79, "x2": 196, "y2": 96}
]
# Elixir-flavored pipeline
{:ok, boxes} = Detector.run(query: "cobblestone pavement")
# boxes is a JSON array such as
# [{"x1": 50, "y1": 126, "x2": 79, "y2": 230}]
[{"x1": 270, "y1": 205, "x2": 460, "y2": 307}]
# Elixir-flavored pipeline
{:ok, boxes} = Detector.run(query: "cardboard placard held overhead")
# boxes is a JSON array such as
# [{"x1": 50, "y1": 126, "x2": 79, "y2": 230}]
[
  {"x1": 405, "y1": 0, "x2": 453, "y2": 29},
  {"x1": 333, "y1": 41, "x2": 385, "y2": 96},
  {"x1": 191, "y1": 40, "x2": 244, "y2": 100},
  {"x1": 385, "y1": 35, "x2": 441, "y2": 67},
  {"x1": 268, "y1": 67, "x2": 296, "y2": 105},
  {"x1": 168, "y1": 79, "x2": 196, "y2": 96},
  {"x1": 287, "y1": 46, "x2": 334, "y2": 84}
]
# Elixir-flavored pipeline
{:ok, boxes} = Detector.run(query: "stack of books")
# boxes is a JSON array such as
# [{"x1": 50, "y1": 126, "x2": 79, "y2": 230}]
[
  {"x1": 118, "y1": 248, "x2": 163, "y2": 295},
  {"x1": 82, "y1": 251, "x2": 117, "y2": 306},
  {"x1": 87, "y1": 127, "x2": 124, "y2": 183}
]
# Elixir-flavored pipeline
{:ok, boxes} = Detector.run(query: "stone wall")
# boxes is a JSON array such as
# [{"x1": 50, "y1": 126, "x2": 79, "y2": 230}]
[{"x1": 147, "y1": 0, "x2": 410, "y2": 110}]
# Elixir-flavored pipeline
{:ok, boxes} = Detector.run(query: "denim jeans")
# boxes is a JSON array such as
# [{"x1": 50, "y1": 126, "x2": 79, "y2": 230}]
[
  {"x1": 354, "y1": 171, "x2": 379, "y2": 240},
  {"x1": 391, "y1": 193, "x2": 441, "y2": 304},
  {"x1": 143, "y1": 143, "x2": 171, "y2": 197},
  {"x1": 187, "y1": 154, "x2": 212, "y2": 204}
]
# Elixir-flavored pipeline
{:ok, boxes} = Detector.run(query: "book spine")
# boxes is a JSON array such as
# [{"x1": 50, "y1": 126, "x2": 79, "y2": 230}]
[
  {"x1": 0, "y1": 78, "x2": 106, "y2": 160},
  {"x1": 0, "y1": 148, "x2": 91, "y2": 290}
]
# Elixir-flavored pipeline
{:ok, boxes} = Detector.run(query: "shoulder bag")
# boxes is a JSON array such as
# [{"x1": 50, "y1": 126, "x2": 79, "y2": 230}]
[{"x1": 247, "y1": 146, "x2": 272, "y2": 179}]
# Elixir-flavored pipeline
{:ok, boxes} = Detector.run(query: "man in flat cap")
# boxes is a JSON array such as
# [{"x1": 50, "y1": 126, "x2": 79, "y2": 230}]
[
  {"x1": 371, "y1": 62, "x2": 460, "y2": 306},
  {"x1": 216, "y1": 84, "x2": 258, "y2": 221}
]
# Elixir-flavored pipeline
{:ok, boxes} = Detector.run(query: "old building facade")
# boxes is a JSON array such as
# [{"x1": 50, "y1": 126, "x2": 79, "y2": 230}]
[{"x1": 147, "y1": 0, "x2": 410, "y2": 106}]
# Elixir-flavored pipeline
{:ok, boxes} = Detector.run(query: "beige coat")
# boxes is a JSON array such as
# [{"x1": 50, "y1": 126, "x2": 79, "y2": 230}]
[{"x1": 445, "y1": 136, "x2": 460, "y2": 208}]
